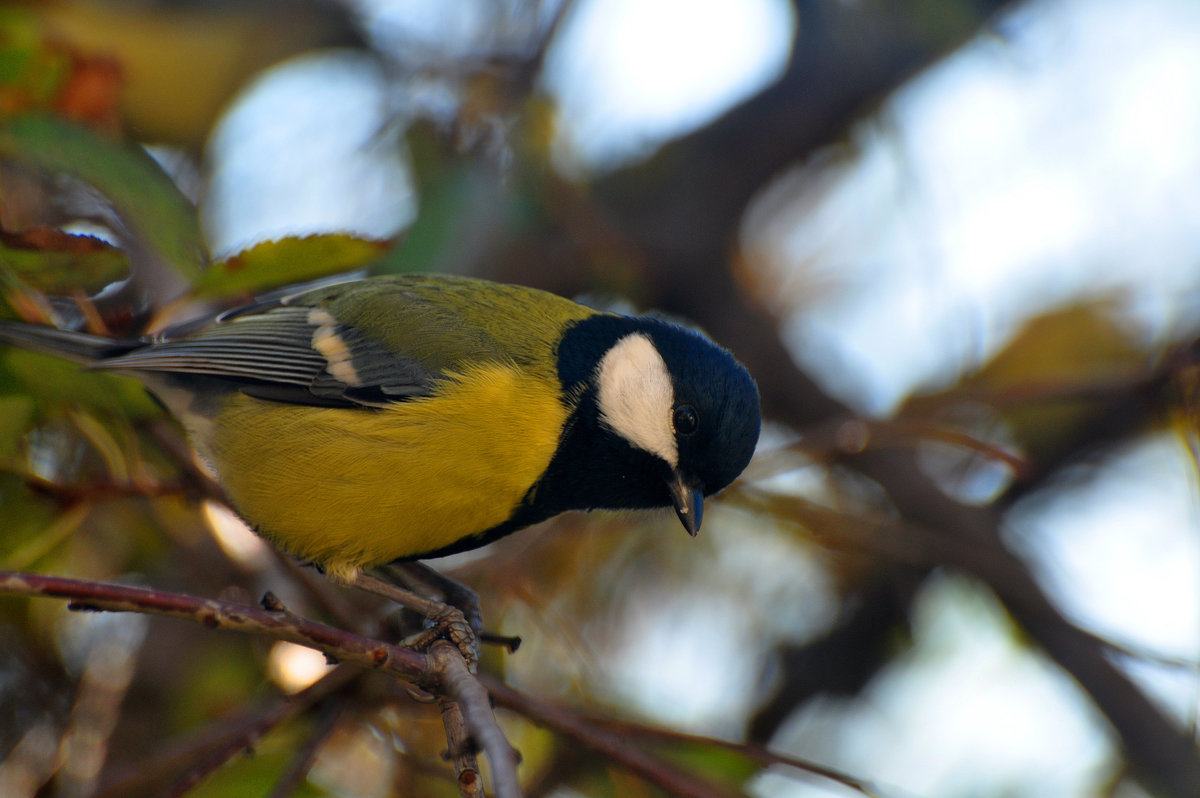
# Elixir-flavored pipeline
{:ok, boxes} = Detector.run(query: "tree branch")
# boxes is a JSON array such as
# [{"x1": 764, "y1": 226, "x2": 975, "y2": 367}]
[
  {"x1": 264, "y1": 701, "x2": 346, "y2": 798},
  {"x1": 433, "y1": 641, "x2": 522, "y2": 798},
  {"x1": 732, "y1": 471, "x2": 1200, "y2": 797},
  {"x1": 438, "y1": 695, "x2": 485, "y2": 798},
  {"x1": 582, "y1": 716, "x2": 885, "y2": 797},
  {"x1": 0, "y1": 571, "x2": 523, "y2": 798},
  {"x1": 484, "y1": 677, "x2": 748, "y2": 798},
  {"x1": 92, "y1": 666, "x2": 353, "y2": 798},
  {"x1": 488, "y1": 675, "x2": 885, "y2": 797},
  {"x1": 158, "y1": 666, "x2": 358, "y2": 798}
]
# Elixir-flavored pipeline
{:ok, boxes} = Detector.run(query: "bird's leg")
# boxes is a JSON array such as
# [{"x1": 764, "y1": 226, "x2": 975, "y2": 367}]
[
  {"x1": 351, "y1": 568, "x2": 479, "y2": 670},
  {"x1": 383, "y1": 562, "x2": 483, "y2": 635},
  {"x1": 387, "y1": 562, "x2": 522, "y2": 653}
]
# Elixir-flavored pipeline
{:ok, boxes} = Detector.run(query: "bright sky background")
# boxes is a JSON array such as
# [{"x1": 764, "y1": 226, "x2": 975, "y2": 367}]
[
  {"x1": 542, "y1": 0, "x2": 795, "y2": 170},
  {"x1": 204, "y1": 51, "x2": 413, "y2": 258},
  {"x1": 202, "y1": 0, "x2": 1200, "y2": 795}
]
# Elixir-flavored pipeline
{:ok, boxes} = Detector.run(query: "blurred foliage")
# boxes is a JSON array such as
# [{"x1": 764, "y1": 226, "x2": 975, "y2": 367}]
[
  {"x1": 0, "y1": 228, "x2": 129, "y2": 296},
  {"x1": 0, "y1": 1, "x2": 1192, "y2": 798},
  {"x1": 0, "y1": 113, "x2": 205, "y2": 280},
  {"x1": 906, "y1": 301, "x2": 1150, "y2": 466},
  {"x1": 32, "y1": 0, "x2": 363, "y2": 149},
  {"x1": 0, "y1": 6, "x2": 121, "y2": 130}
]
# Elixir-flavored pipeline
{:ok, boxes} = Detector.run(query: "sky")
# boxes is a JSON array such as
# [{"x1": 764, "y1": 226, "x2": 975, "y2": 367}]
[{"x1": 199, "y1": 0, "x2": 1200, "y2": 795}]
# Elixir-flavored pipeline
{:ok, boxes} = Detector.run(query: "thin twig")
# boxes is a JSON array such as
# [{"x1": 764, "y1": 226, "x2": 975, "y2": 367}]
[
  {"x1": 350, "y1": 571, "x2": 479, "y2": 670},
  {"x1": 439, "y1": 697, "x2": 485, "y2": 798},
  {"x1": 264, "y1": 701, "x2": 347, "y2": 798},
  {"x1": 159, "y1": 667, "x2": 357, "y2": 798},
  {"x1": 94, "y1": 665, "x2": 359, "y2": 798},
  {"x1": 483, "y1": 677, "x2": 746, "y2": 798},
  {"x1": 0, "y1": 571, "x2": 523, "y2": 796},
  {"x1": 0, "y1": 570, "x2": 430, "y2": 681},
  {"x1": 583, "y1": 718, "x2": 886, "y2": 797},
  {"x1": 432, "y1": 641, "x2": 523, "y2": 798},
  {"x1": 23, "y1": 472, "x2": 192, "y2": 503}
]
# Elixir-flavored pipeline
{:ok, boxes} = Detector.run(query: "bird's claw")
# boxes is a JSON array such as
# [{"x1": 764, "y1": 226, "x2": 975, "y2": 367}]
[{"x1": 403, "y1": 603, "x2": 479, "y2": 671}]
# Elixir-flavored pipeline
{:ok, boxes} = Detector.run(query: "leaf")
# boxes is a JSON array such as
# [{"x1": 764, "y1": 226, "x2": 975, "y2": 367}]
[
  {"x1": 196, "y1": 234, "x2": 390, "y2": 296},
  {"x1": 0, "y1": 473, "x2": 60, "y2": 567},
  {"x1": 2, "y1": 503, "x2": 88, "y2": 572},
  {"x1": 974, "y1": 301, "x2": 1143, "y2": 386},
  {"x1": 38, "y1": 0, "x2": 363, "y2": 150},
  {"x1": 0, "y1": 394, "x2": 33, "y2": 459},
  {"x1": 0, "y1": 228, "x2": 130, "y2": 295},
  {"x1": 654, "y1": 738, "x2": 760, "y2": 791},
  {"x1": 0, "y1": 114, "x2": 206, "y2": 280},
  {"x1": 0, "y1": 349, "x2": 159, "y2": 418},
  {"x1": 906, "y1": 300, "x2": 1148, "y2": 463},
  {"x1": 0, "y1": 8, "x2": 71, "y2": 111},
  {"x1": 0, "y1": 8, "x2": 123, "y2": 130},
  {"x1": 372, "y1": 121, "x2": 473, "y2": 275}
]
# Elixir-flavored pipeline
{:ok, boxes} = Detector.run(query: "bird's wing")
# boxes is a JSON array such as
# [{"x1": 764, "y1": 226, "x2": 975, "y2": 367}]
[{"x1": 97, "y1": 279, "x2": 510, "y2": 409}]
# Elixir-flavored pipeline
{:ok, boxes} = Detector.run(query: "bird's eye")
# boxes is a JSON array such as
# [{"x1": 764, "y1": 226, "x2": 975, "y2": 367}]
[{"x1": 673, "y1": 404, "x2": 699, "y2": 437}]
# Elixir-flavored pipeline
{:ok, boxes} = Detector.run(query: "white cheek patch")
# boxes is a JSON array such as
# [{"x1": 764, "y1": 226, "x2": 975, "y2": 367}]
[{"x1": 595, "y1": 333, "x2": 678, "y2": 466}]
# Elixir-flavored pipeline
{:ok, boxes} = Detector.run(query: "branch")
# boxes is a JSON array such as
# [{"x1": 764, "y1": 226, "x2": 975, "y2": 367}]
[
  {"x1": 581, "y1": 719, "x2": 886, "y2": 798},
  {"x1": 489, "y1": 675, "x2": 885, "y2": 797},
  {"x1": 732, "y1": 479, "x2": 1200, "y2": 797},
  {"x1": 0, "y1": 570, "x2": 427, "y2": 677},
  {"x1": 93, "y1": 668, "x2": 348, "y2": 798},
  {"x1": 433, "y1": 641, "x2": 522, "y2": 798},
  {"x1": 484, "y1": 677, "x2": 748, "y2": 798},
  {"x1": 158, "y1": 666, "x2": 358, "y2": 798},
  {"x1": 438, "y1": 695, "x2": 485, "y2": 798},
  {"x1": 264, "y1": 701, "x2": 346, "y2": 798},
  {"x1": 0, "y1": 571, "x2": 523, "y2": 798}
]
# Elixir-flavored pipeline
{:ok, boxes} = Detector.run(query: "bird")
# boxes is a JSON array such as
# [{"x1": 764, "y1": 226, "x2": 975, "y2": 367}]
[{"x1": 0, "y1": 274, "x2": 761, "y2": 583}]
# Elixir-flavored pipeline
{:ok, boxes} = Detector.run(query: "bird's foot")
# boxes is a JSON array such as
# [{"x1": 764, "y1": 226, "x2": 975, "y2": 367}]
[
  {"x1": 349, "y1": 570, "x2": 481, "y2": 671},
  {"x1": 401, "y1": 603, "x2": 479, "y2": 671}
]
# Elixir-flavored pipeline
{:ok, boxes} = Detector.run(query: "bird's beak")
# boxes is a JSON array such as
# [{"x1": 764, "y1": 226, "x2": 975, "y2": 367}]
[{"x1": 667, "y1": 471, "x2": 703, "y2": 537}]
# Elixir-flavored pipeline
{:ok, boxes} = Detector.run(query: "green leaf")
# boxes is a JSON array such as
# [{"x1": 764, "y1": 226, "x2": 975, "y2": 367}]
[
  {"x1": 372, "y1": 121, "x2": 468, "y2": 275},
  {"x1": 0, "y1": 394, "x2": 33, "y2": 459},
  {"x1": 0, "y1": 9, "x2": 70, "y2": 106},
  {"x1": 0, "y1": 473, "x2": 61, "y2": 568},
  {"x1": 658, "y1": 738, "x2": 759, "y2": 787},
  {"x1": 196, "y1": 234, "x2": 390, "y2": 296},
  {"x1": 0, "y1": 349, "x2": 159, "y2": 418},
  {"x1": 187, "y1": 731, "x2": 330, "y2": 798},
  {"x1": 0, "y1": 232, "x2": 130, "y2": 295},
  {"x1": 372, "y1": 167, "x2": 469, "y2": 275},
  {"x1": 0, "y1": 114, "x2": 206, "y2": 280}
]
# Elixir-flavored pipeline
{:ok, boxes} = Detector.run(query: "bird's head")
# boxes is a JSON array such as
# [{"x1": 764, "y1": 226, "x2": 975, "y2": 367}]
[{"x1": 552, "y1": 315, "x2": 761, "y2": 534}]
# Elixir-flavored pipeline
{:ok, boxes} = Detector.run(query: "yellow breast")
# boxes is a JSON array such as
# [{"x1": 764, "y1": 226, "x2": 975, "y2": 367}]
[{"x1": 203, "y1": 362, "x2": 567, "y2": 579}]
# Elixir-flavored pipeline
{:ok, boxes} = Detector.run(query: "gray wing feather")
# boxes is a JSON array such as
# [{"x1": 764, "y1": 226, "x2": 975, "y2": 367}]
[{"x1": 99, "y1": 305, "x2": 437, "y2": 407}]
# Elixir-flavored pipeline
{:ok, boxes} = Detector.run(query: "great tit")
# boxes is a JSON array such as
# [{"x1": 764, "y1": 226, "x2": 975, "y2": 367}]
[{"x1": 0, "y1": 274, "x2": 761, "y2": 580}]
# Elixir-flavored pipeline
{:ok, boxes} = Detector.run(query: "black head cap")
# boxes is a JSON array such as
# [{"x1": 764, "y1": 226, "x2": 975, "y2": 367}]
[
  {"x1": 554, "y1": 314, "x2": 760, "y2": 521},
  {"x1": 639, "y1": 317, "x2": 760, "y2": 496}
]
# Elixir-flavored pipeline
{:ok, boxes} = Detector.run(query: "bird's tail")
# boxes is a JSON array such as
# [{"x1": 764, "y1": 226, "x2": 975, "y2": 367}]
[{"x1": 0, "y1": 321, "x2": 137, "y2": 364}]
